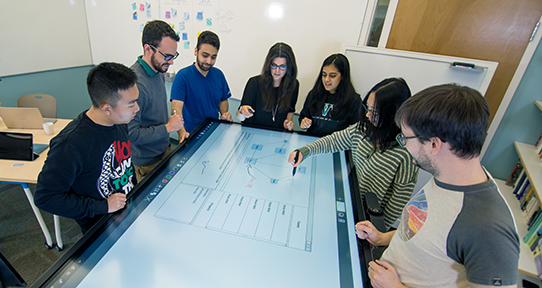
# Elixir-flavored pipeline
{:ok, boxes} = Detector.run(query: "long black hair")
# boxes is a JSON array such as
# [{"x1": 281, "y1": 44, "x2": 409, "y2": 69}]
[
  {"x1": 258, "y1": 42, "x2": 298, "y2": 112},
  {"x1": 306, "y1": 53, "x2": 358, "y2": 120},
  {"x1": 358, "y1": 78, "x2": 411, "y2": 153}
]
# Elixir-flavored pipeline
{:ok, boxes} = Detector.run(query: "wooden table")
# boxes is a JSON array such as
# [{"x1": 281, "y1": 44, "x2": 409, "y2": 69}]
[{"x1": 0, "y1": 118, "x2": 71, "y2": 250}]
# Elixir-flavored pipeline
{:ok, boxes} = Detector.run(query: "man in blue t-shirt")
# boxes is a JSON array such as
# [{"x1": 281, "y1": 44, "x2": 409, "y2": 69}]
[{"x1": 170, "y1": 30, "x2": 232, "y2": 142}]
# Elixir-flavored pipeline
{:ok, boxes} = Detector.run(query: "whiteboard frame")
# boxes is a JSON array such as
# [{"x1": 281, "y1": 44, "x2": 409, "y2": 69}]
[{"x1": 341, "y1": 44, "x2": 498, "y2": 96}]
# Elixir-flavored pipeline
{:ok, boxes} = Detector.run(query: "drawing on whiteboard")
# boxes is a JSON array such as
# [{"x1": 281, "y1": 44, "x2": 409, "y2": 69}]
[{"x1": 215, "y1": 9, "x2": 236, "y2": 33}]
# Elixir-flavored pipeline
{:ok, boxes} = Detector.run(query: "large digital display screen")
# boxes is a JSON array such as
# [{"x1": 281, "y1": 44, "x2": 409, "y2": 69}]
[{"x1": 33, "y1": 120, "x2": 368, "y2": 288}]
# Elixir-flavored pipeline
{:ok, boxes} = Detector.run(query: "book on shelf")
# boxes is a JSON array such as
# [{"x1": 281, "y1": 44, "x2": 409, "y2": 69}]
[
  {"x1": 517, "y1": 180, "x2": 531, "y2": 200},
  {"x1": 524, "y1": 214, "x2": 542, "y2": 243},
  {"x1": 529, "y1": 209, "x2": 542, "y2": 231},
  {"x1": 531, "y1": 232, "x2": 542, "y2": 252},
  {"x1": 520, "y1": 187, "x2": 535, "y2": 210},
  {"x1": 535, "y1": 133, "x2": 542, "y2": 149},
  {"x1": 513, "y1": 173, "x2": 528, "y2": 195},
  {"x1": 527, "y1": 227, "x2": 542, "y2": 249},
  {"x1": 528, "y1": 209, "x2": 542, "y2": 228},
  {"x1": 526, "y1": 226, "x2": 542, "y2": 250},
  {"x1": 533, "y1": 248, "x2": 542, "y2": 279},
  {"x1": 524, "y1": 199, "x2": 540, "y2": 222},
  {"x1": 506, "y1": 161, "x2": 523, "y2": 187}
]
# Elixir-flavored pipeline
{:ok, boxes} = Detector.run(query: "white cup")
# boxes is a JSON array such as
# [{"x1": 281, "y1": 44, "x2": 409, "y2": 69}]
[{"x1": 43, "y1": 122, "x2": 54, "y2": 135}]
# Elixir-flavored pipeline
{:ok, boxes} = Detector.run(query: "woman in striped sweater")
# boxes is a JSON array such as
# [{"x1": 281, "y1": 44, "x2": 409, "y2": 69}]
[{"x1": 289, "y1": 78, "x2": 419, "y2": 229}]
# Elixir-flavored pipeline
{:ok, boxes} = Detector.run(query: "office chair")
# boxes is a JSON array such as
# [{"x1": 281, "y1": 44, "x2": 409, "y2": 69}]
[{"x1": 17, "y1": 94, "x2": 57, "y2": 118}]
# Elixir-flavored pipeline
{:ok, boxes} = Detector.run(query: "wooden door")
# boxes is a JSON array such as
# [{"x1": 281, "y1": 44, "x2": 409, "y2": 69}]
[{"x1": 386, "y1": 0, "x2": 542, "y2": 124}]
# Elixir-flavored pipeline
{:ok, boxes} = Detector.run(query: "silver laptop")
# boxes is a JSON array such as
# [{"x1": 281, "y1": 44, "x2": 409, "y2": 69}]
[{"x1": 0, "y1": 107, "x2": 56, "y2": 129}]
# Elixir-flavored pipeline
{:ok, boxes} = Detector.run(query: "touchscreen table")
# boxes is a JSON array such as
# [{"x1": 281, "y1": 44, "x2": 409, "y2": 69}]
[{"x1": 33, "y1": 120, "x2": 370, "y2": 288}]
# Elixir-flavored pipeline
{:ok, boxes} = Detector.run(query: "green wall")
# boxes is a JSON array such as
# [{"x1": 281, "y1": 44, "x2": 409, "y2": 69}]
[
  {"x1": 0, "y1": 66, "x2": 93, "y2": 119},
  {"x1": 482, "y1": 41, "x2": 542, "y2": 180}
]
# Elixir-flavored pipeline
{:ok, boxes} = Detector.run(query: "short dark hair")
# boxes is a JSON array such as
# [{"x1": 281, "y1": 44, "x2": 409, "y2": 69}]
[
  {"x1": 259, "y1": 42, "x2": 298, "y2": 111},
  {"x1": 395, "y1": 83, "x2": 489, "y2": 159},
  {"x1": 358, "y1": 78, "x2": 411, "y2": 153},
  {"x1": 87, "y1": 62, "x2": 138, "y2": 108},
  {"x1": 142, "y1": 20, "x2": 180, "y2": 48},
  {"x1": 196, "y1": 30, "x2": 220, "y2": 50}
]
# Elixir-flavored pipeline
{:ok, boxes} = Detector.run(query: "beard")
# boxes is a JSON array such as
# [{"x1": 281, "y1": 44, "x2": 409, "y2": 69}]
[
  {"x1": 151, "y1": 54, "x2": 169, "y2": 73},
  {"x1": 196, "y1": 58, "x2": 212, "y2": 72},
  {"x1": 413, "y1": 153, "x2": 439, "y2": 177}
]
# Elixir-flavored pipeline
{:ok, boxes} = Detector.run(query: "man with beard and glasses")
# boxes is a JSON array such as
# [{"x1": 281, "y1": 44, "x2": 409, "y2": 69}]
[
  {"x1": 355, "y1": 84, "x2": 519, "y2": 288},
  {"x1": 129, "y1": 20, "x2": 184, "y2": 182},
  {"x1": 170, "y1": 30, "x2": 232, "y2": 143}
]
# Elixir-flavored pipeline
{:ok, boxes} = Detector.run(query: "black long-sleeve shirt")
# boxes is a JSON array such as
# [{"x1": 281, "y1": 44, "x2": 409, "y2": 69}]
[{"x1": 35, "y1": 111, "x2": 136, "y2": 231}]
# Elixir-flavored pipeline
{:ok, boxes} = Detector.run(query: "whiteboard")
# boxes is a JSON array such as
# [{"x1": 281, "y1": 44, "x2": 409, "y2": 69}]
[
  {"x1": 84, "y1": 0, "x2": 368, "y2": 111},
  {"x1": 0, "y1": 0, "x2": 92, "y2": 77},
  {"x1": 342, "y1": 45, "x2": 499, "y2": 97}
]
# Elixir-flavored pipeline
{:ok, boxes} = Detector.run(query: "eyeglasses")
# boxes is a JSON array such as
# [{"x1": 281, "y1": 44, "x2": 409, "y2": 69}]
[
  {"x1": 270, "y1": 63, "x2": 287, "y2": 71},
  {"x1": 362, "y1": 103, "x2": 378, "y2": 117},
  {"x1": 149, "y1": 44, "x2": 179, "y2": 61},
  {"x1": 396, "y1": 133, "x2": 419, "y2": 147}
]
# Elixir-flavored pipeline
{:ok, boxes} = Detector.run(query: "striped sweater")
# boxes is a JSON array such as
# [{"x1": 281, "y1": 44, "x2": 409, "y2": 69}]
[{"x1": 298, "y1": 124, "x2": 419, "y2": 228}]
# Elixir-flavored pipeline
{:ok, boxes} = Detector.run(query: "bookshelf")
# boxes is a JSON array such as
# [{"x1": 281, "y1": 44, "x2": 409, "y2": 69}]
[
  {"x1": 514, "y1": 142, "x2": 542, "y2": 200},
  {"x1": 498, "y1": 179, "x2": 539, "y2": 278},
  {"x1": 502, "y1": 100, "x2": 542, "y2": 279}
]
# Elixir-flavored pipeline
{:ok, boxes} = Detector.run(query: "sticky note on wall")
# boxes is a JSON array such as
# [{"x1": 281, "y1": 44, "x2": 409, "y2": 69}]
[
  {"x1": 179, "y1": 22, "x2": 185, "y2": 30},
  {"x1": 140, "y1": 4, "x2": 144, "y2": 10},
  {"x1": 184, "y1": 41, "x2": 190, "y2": 49},
  {"x1": 184, "y1": 12, "x2": 189, "y2": 20},
  {"x1": 206, "y1": 18, "x2": 212, "y2": 26},
  {"x1": 197, "y1": 12, "x2": 203, "y2": 20},
  {"x1": 182, "y1": 33, "x2": 188, "y2": 40}
]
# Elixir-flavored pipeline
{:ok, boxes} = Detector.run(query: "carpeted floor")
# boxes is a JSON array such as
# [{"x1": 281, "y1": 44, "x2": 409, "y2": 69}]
[{"x1": 0, "y1": 183, "x2": 83, "y2": 286}]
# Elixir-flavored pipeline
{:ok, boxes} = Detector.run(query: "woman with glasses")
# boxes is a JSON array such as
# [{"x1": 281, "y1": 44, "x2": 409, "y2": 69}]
[
  {"x1": 289, "y1": 78, "x2": 419, "y2": 229},
  {"x1": 236, "y1": 42, "x2": 298, "y2": 130},
  {"x1": 299, "y1": 53, "x2": 361, "y2": 136}
]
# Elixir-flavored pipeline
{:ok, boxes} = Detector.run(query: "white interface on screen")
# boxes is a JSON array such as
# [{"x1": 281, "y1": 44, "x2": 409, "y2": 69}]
[
  {"x1": 155, "y1": 127, "x2": 317, "y2": 251},
  {"x1": 74, "y1": 123, "x2": 363, "y2": 288}
]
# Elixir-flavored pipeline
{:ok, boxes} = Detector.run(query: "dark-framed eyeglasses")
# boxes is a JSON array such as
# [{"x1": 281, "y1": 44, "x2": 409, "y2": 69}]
[
  {"x1": 396, "y1": 133, "x2": 419, "y2": 147},
  {"x1": 361, "y1": 103, "x2": 378, "y2": 117},
  {"x1": 149, "y1": 44, "x2": 179, "y2": 61},
  {"x1": 270, "y1": 63, "x2": 287, "y2": 71}
]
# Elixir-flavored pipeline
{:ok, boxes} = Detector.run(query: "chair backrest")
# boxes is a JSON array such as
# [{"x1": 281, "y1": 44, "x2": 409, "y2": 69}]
[{"x1": 17, "y1": 94, "x2": 56, "y2": 118}]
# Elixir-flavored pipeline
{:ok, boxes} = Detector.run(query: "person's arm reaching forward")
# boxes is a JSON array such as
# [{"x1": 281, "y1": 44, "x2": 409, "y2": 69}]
[{"x1": 171, "y1": 99, "x2": 189, "y2": 143}]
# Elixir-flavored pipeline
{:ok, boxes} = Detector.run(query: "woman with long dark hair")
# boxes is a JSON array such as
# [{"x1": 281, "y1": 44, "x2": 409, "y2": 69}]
[
  {"x1": 299, "y1": 53, "x2": 361, "y2": 136},
  {"x1": 289, "y1": 78, "x2": 419, "y2": 229},
  {"x1": 236, "y1": 42, "x2": 298, "y2": 130}
]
